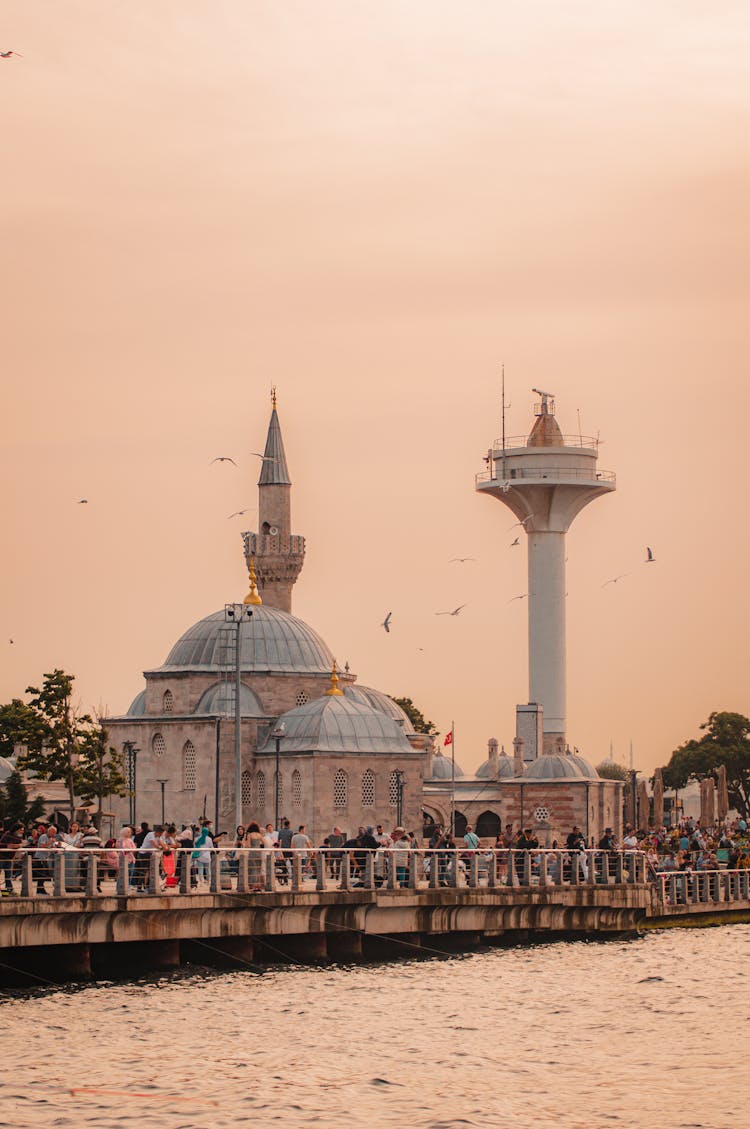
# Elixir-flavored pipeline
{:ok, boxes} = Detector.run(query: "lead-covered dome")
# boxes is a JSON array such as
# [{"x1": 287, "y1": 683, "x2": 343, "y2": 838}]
[
  {"x1": 258, "y1": 694, "x2": 414, "y2": 755},
  {"x1": 475, "y1": 754, "x2": 515, "y2": 780},
  {"x1": 524, "y1": 754, "x2": 585, "y2": 780},
  {"x1": 569, "y1": 753, "x2": 599, "y2": 779},
  {"x1": 343, "y1": 684, "x2": 415, "y2": 733},
  {"x1": 149, "y1": 605, "x2": 335, "y2": 675},
  {"x1": 429, "y1": 750, "x2": 465, "y2": 779}
]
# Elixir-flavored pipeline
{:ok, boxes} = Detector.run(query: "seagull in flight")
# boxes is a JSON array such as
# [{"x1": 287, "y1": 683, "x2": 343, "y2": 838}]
[
  {"x1": 510, "y1": 537, "x2": 520, "y2": 548},
  {"x1": 210, "y1": 456, "x2": 237, "y2": 466},
  {"x1": 602, "y1": 574, "x2": 629, "y2": 587},
  {"x1": 449, "y1": 557, "x2": 477, "y2": 563},
  {"x1": 250, "y1": 452, "x2": 279, "y2": 463},
  {"x1": 645, "y1": 546, "x2": 656, "y2": 563},
  {"x1": 435, "y1": 605, "x2": 467, "y2": 616},
  {"x1": 381, "y1": 611, "x2": 392, "y2": 633},
  {"x1": 1, "y1": 51, "x2": 23, "y2": 58},
  {"x1": 507, "y1": 593, "x2": 527, "y2": 603},
  {"x1": 508, "y1": 514, "x2": 534, "y2": 531},
  {"x1": 227, "y1": 509, "x2": 253, "y2": 519},
  {"x1": 77, "y1": 499, "x2": 88, "y2": 505}
]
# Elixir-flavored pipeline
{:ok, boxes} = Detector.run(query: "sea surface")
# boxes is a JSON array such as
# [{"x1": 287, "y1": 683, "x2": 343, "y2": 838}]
[{"x1": 0, "y1": 926, "x2": 746, "y2": 1129}]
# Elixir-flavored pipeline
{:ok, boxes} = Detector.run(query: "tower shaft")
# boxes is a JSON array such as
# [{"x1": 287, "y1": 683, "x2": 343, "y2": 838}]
[{"x1": 528, "y1": 532, "x2": 566, "y2": 743}]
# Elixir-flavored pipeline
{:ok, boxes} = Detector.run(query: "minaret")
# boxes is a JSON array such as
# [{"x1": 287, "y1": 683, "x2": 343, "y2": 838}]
[
  {"x1": 242, "y1": 389, "x2": 305, "y2": 613},
  {"x1": 476, "y1": 389, "x2": 615, "y2": 753}
]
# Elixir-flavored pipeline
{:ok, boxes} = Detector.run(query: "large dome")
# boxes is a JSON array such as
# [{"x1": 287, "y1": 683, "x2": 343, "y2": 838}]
[
  {"x1": 258, "y1": 694, "x2": 414, "y2": 755},
  {"x1": 524, "y1": 754, "x2": 585, "y2": 780},
  {"x1": 569, "y1": 753, "x2": 599, "y2": 779},
  {"x1": 149, "y1": 605, "x2": 335, "y2": 675},
  {"x1": 343, "y1": 684, "x2": 415, "y2": 733}
]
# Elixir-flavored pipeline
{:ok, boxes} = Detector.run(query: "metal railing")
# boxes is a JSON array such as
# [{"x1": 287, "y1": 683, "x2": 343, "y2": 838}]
[
  {"x1": 491, "y1": 435, "x2": 600, "y2": 451},
  {"x1": 658, "y1": 869, "x2": 750, "y2": 908},
  {"x1": 475, "y1": 466, "x2": 616, "y2": 486},
  {"x1": 0, "y1": 847, "x2": 654, "y2": 899}
]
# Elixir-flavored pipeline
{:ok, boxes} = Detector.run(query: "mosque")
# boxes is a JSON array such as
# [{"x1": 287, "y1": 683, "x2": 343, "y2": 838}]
[{"x1": 104, "y1": 391, "x2": 623, "y2": 845}]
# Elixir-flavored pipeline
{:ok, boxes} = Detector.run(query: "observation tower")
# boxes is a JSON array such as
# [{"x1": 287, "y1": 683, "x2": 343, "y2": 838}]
[{"x1": 476, "y1": 390, "x2": 615, "y2": 754}]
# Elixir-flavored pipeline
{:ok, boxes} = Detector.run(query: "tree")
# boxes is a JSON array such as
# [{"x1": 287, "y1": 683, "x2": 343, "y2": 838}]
[
  {"x1": 0, "y1": 771, "x2": 46, "y2": 826},
  {"x1": 0, "y1": 698, "x2": 46, "y2": 760},
  {"x1": 76, "y1": 723, "x2": 129, "y2": 828},
  {"x1": 18, "y1": 670, "x2": 91, "y2": 820},
  {"x1": 595, "y1": 760, "x2": 629, "y2": 781},
  {"x1": 391, "y1": 697, "x2": 437, "y2": 734},
  {"x1": 660, "y1": 711, "x2": 750, "y2": 818}
]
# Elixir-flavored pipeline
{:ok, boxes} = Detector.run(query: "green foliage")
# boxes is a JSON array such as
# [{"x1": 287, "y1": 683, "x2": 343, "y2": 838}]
[
  {"x1": 391, "y1": 697, "x2": 436, "y2": 734},
  {"x1": 0, "y1": 698, "x2": 46, "y2": 760},
  {"x1": 0, "y1": 771, "x2": 45, "y2": 825},
  {"x1": 660, "y1": 711, "x2": 750, "y2": 818},
  {"x1": 76, "y1": 724, "x2": 129, "y2": 807},
  {"x1": 595, "y1": 760, "x2": 629, "y2": 781}
]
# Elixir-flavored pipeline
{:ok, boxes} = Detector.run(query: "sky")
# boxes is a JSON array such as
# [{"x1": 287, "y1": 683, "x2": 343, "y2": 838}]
[{"x1": 2, "y1": 1, "x2": 749, "y2": 774}]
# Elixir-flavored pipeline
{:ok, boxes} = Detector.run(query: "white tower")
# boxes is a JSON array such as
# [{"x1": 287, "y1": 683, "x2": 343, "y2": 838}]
[{"x1": 476, "y1": 390, "x2": 615, "y2": 753}]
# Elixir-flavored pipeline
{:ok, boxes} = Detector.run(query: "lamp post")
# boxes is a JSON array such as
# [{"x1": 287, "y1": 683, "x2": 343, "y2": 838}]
[
  {"x1": 394, "y1": 770, "x2": 405, "y2": 829},
  {"x1": 272, "y1": 723, "x2": 286, "y2": 830},
  {"x1": 224, "y1": 602, "x2": 254, "y2": 831},
  {"x1": 124, "y1": 741, "x2": 139, "y2": 827},
  {"x1": 157, "y1": 779, "x2": 169, "y2": 825}
]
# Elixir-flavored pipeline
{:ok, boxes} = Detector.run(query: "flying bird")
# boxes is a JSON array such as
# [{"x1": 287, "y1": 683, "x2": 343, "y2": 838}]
[
  {"x1": 77, "y1": 499, "x2": 88, "y2": 505},
  {"x1": 1, "y1": 51, "x2": 23, "y2": 58},
  {"x1": 507, "y1": 594, "x2": 527, "y2": 603},
  {"x1": 602, "y1": 574, "x2": 629, "y2": 587},
  {"x1": 645, "y1": 547, "x2": 656, "y2": 563},
  {"x1": 449, "y1": 557, "x2": 477, "y2": 563},
  {"x1": 227, "y1": 509, "x2": 254, "y2": 519},
  {"x1": 508, "y1": 514, "x2": 534, "y2": 530},
  {"x1": 210, "y1": 456, "x2": 237, "y2": 466},
  {"x1": 381, "y1": 612, "x2": 392, "y2": 633},
  {"x1": 9, "y1": 639, "x2": 14, "y2": 645},
  {"x1": 435, "y1": 605, "x2": 467, "y2": 616},
  {"x1": 510, "y1": 537, "x2": 520, "y2": 548},
  {"x1": 250, "y1": 452, "x2": 279, "y2": 462}
]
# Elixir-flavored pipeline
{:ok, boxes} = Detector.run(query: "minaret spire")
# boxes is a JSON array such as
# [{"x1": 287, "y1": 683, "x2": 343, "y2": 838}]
[{"x1": 242, "y1": 390, "x2": 305, "y2": 613}]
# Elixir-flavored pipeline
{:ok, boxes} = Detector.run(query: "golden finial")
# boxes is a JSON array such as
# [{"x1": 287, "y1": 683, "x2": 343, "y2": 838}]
[
  {"x1": 243, "y1": 556, "x2": 263, "y2": 606},
  {"x1": 271, "y1": 385, "x2": 277, "y2": 410},
  {"x1": 325, "y1": 660, "x2": 344, "y2": 696}
]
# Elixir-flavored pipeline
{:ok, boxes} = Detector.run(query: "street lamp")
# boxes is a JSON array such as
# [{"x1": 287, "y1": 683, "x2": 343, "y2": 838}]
[
  {"x1": 272, "y1": 722, "x2": 286, "y2": 830},
  {"x1": 156, "y1": 778, "x2": 169, "y2": 825},
  {"x1": 395, "y1": 769, "x2": 405, "y2": 829},
  {"x1": 124, "y1": 741, "x2": 139, "y2": 827}
]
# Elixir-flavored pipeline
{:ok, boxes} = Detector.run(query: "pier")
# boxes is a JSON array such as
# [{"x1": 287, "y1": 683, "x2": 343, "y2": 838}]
[{"x1": 1, "y1": 849, "x2": 748, "y2": 986}]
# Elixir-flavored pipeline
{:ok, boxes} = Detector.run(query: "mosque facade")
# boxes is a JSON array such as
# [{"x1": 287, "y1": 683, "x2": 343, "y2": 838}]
[{"x1": 104, "y1": 394, "x2": 622, "y2": 845}]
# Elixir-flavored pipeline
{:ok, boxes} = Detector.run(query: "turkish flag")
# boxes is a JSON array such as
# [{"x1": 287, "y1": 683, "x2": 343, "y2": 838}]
[{"x1": 444, "y1": 732, "x2": 453, "y2": 746}]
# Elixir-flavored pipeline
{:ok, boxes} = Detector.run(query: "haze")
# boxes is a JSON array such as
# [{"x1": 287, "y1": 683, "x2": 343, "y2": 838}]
[{"x1": 2, "y1": 1, "x2": 748, "y2": 773}]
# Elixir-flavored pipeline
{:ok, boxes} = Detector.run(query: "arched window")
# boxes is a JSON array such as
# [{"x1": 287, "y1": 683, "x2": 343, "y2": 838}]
[
  {"x1": 241, "y1": 770, "x2": 252, "y2": 807},
  {"x1": 334, "y1": 769, "x2": 347, "y2": 808},
  {"x1": 362, "y1": 769, "x2": 375, "y2": 807},
  {"x1": 162, "y1": 689, "x2": 174, "y2": 713},
  {"x1": 256, "y1": 771, "x2": 266, "y2": 808},
  {"x1": 453, "y1": 811, "x2": 468, "y2": 838},
  {"x1": 476, "y1": 810, "x2": 502, "y2": 839},
  {"x1": 388, "y1": 770, "x2": 401, "y2": 807},
  {"x1": 182, "y1": 741, "x2": 196, "y2": 790},
  {"x1": 152, "y1": 733, "x2": 166, "y2": 758},
  {"x1": 292, "y1": 769, "x2": 302, "y2": 807}
]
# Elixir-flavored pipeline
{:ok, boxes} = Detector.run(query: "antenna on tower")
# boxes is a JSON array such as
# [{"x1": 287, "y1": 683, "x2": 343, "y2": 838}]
[
  {"x1": 577, "y1": 408, "x2": 583, "y2": 447},
  {"x1": 500, "y1": 363, "x2": 511, "y2": 482}
]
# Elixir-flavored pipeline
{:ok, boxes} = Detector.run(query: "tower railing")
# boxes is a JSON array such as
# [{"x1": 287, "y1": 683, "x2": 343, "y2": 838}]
[
  {"x1": 491, "y1": 434, "x2": 600, "y2": 451},
  {"x1": 476, "y1": 467, "x2": 616, "y2": 486}
]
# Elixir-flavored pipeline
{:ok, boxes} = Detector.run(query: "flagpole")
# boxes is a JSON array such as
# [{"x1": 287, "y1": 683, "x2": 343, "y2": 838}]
[{"x1": 450, "y1": 720, "x2": 455, "y2": 836}]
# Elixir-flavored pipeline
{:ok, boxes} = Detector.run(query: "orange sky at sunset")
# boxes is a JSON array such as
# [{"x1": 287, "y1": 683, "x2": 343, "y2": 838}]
[{"x1": 2, "y1": 2, "x2": 749, "y2": 774}]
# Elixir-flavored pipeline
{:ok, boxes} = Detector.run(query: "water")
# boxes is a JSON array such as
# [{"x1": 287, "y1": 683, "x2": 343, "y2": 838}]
[{"x1": 0, "y1": 926, "x2": 747, "y2": 1129}]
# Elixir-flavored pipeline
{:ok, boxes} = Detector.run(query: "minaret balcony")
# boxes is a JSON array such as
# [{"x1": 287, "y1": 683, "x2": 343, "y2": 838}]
[{"x1": 476, "y1": 466, "x2": 615, "y2": 489}]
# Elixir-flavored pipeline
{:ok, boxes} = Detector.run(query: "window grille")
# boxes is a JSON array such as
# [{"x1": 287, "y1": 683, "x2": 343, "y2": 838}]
[
  {"x1": 292, "y1": 769, "x2": 302, "y2": 806},
  {"x1": 533, "y1": 806, "x2": 550, "y2": 822},
  {"x1": 182, "y1": 741, "x2": 196, "y2": 790},
  {"x1": 361, "y1": 769, "x2": 375, "y2": 807},
  {"x1": 163, "y1": 690, "x2": 174, "y2": 713},
  {"x1": 296, "y1": 691, "x2": 309, "y2": 706},
  {"x1": 388, "y1": 770, "x2": 400, "y2": 806},
  {"x1": 152, "y1": 733, "x2": 166, "y2": 758},
  {"x1": 241, "y1": 770, "x2": 252, "y2": 806},
  {"x1": 333, "y1": 769, "x2": 347, "y2": 808},
  {"x1": 256, "y1": 771, "x2": 266, "y2": 808}
]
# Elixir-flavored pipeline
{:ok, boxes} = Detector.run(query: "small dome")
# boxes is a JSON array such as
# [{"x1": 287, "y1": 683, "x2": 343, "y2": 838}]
[
  {"x1": 259, "y1": 694, "x2": 413, "y2": 756},
  {"x1": 194, "y1": 682, "x2": 266, "y2": 718},
  {"x1": 569, "y1": 753, "x2": 599, "y2": 779},
  {"x1": 343, "y1": 685, "x2": 415, "y2": 733},
  {"x1": 151, "y1": 604, "x2": 334, "y2": 675},
  {"x1": 475, "y1": 755, "x2": 515, "y2": 780},
  {"x1": 127, "y1": 690, "x2": 147, "y2": 716},
  {"x1": 429, "y1": 750, "x2": 465, "y2": 779},
  {"x1": 524, "y1": 754, "x2": 585, "y2": 780}
]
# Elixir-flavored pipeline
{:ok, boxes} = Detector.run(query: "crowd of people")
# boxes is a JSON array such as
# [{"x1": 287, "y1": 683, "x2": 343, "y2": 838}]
[{"x1": 0, "y1": 812, "x2": 748, "y2": 896}]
